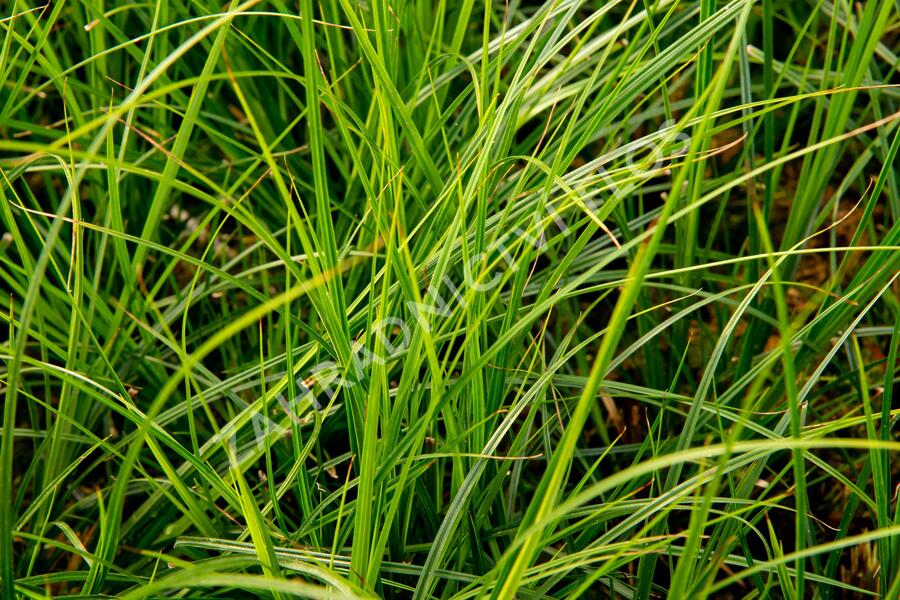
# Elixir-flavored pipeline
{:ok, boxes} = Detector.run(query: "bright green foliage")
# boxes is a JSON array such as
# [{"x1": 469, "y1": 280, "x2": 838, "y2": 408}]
[{"x1": 1, "y1": 0, "x2": 899, "y2": 598}]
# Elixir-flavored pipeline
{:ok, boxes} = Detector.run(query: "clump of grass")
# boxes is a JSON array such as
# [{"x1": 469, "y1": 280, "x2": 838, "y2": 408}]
[{"x1": 1, "y1": 1, "x2": 899, "y2": 598}]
